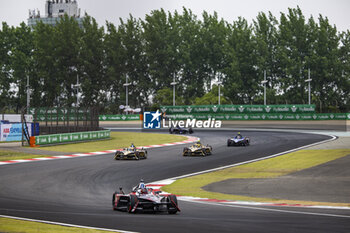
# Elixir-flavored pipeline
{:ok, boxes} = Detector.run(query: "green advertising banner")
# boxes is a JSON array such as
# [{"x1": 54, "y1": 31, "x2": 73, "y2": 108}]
[
  {"x1": 166, "y1": 113, "x2": 350, "y2": 121},
  {"x1": 160, "y1": 104, "x2": 316, "y2": 114},
  {"x1": 29, "y1": 108, "x2": 91, "y2": 115},
  {"x1": 30, "y1": 108, "x2": 93, "y2": 122},
  {"x1": 99, "y1": 115, "x2": 140, "y2": 121},
  {"x1": 35, "y1": 130, "x2": 111, "y2": 145},
  {"x1": 98, "y1": 112, "x2": 349, "y2": 121}
]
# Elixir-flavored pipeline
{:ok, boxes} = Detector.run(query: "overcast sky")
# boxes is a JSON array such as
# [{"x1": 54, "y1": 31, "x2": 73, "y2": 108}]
[{"x1": 0, "y1": 0, "x2": 349, "y2": 32}]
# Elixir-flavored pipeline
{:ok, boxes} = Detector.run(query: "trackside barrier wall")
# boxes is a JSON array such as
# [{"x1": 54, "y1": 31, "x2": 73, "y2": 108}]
[
  {"x1": 98, "y1": 113, "x2": 350, "y2": 121},
  {"x1": 160, "y1": 104, "x2": 316, "y2": 114},
  {"x1": 99, "y1": 115, "x2": 140, "y2": 121},
  {"x1": 34, "y1": 130, "x2": 110, "y2": 146},
  {"x1": 166, "y1": 113, "x2": 350, "y2": 121}
]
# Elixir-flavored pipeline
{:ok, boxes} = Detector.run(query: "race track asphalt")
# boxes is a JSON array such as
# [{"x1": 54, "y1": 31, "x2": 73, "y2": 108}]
[{"x1": 0, "y1": 129, "x2": 349, "y2": 233}]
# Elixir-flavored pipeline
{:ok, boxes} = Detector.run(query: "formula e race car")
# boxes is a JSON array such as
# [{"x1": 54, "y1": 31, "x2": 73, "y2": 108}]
[
  {"x1": 114, "y1": 147, "x2": 147, "y2": 160},
  {"x1": 112, "y1": 180, "x2": 180, "y2": 214},
  {"x1": 183, "y1": 142, "x2": 212, "y2": 156},
  {"x1": 227, "y1": 135, "x2": 250, "y2": 146},
  {"x1": 169, "y1": 126, "x2": 193, "y2": 134}
]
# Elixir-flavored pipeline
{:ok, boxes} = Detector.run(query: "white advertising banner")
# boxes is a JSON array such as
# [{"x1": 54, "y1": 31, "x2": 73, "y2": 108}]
[{"x1": 0, "y1": 123, "x2": 32, "y2": 142}]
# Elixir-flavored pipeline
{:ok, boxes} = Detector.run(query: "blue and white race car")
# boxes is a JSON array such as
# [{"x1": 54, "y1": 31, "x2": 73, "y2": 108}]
[{"x1": 227, "y1": 133, "x2": 250, "y2": 146}]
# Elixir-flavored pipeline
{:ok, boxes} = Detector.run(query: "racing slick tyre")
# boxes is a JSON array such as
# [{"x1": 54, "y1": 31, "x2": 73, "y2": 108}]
[
  {"x1": 227, "y1": 140, "x2": 231, "y2": 147},
  {"x1": 183, "y1": 148, "x2": 189, "y2": 156},
  {"x1": 112, "y1": 192, "x2": 116, "y2": 209},
  {"x1": 135, "y1": 152, "x2": 140, "y2": 160},
  {"x1": 167, "y1": 195, "x2": 178, "y2": 214},
  {"x1": 189, "y1": 128, "x2": 193, "y2": 134},
  {"x1": 127, "y1": 195, "x2": 138, "y2": 213},
  {"x1": 114, "y1": 152, "x2": 120, "y2": 160},
  {"x1": 201, "y1": 148, "x2": 207, "y2": 157},
  {"x1": 206, "y1": 148, "x2": 212, "y2": 155},
  {"x1": 112, "y1": 191, "x2": 122, "y2": 210}
]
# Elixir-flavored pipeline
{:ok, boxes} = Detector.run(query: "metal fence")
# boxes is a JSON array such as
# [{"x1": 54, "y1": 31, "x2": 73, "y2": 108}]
[{"x1": 27, "y1": 107, "x2": 100, "y2": 135}]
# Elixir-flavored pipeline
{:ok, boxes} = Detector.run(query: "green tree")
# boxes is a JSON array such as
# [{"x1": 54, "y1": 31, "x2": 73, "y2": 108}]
[
  {"x1": 142, "y1": 9, "x2": 173, "y2": 92},
  {"x1": 177, "y1": 8, "x2": 206, "y2": 103},
  {"x1": 201, "y1": 11, "x2": 229, "y2": 87},
  {"x1": 153, "y1": 87, "x2": 184, "y2": 106},
  {"x1": 254, "y1": 12, "x2": 280, "y2": 104},
  {"x1": 194, "y1": 85, "x2": 230, "y2": 105},
  {"x1": 119, "y1": 15, "x2": 150, "y2": 108},
  {"x1": 276, "y1": 7, "x2": 311, "y2": 104},
  {"x1": 309, "y1": 15, "x2": 342, "y2": 112},
  {"x1": 32, "y1": 21, "x2": 56, "y2": 107},
  {"x1": 11, "y1": 22, "x2": 34, "y2": 112},
  {"x1": 54, "y1": 15, "x2": 82, "y2": 107},
  {"x1": 339, "y1": 30, "x2": 350, "y2": 111},
  {"x1": 0, "y1": 23, "x2": 15, "y2": 110},
  {"x1": 80, "y1": 15, "x2": 105, "y2": 107},
  {"x1": 104, "y1": 22, "x2": 125, "y2": 113},
  {"x1": 224, "y1": 17, "x2": 258, "y2": 104}
]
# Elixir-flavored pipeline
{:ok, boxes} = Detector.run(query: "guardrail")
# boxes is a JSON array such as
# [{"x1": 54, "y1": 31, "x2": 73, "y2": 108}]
[
  {"x1": 98, "y1": 113, "x2": 349, "y2": 121},
  {"x1": 99, "y1": 115, "x2": 140, "y2": 121},
  {"x1": 32, "y1": 130, "x2": 111, "y2": 146},
  {"x1": 160, "y1": 104, "x2": 316, "y2": 114},
  {"x1": 166, "y1": 113, "x2": 350, "y2": 121}
]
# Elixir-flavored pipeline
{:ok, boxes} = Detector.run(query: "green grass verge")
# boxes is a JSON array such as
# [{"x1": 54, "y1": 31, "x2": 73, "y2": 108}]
[
  {"x1": 162, "y1": 149, "x2": 350, "y2": 207},
  {"x1": 0, "y1": 150, "x2": 49, "y2": 161},
  {"x1": 0, "y1": 132, "x2": 187, "y2": 161},
  {"x1": 0, "y1": 217, "x2": 115, "y2": 233},
  {"x1": 35, "y1": 132, "x2": 187, "y2": 153}
]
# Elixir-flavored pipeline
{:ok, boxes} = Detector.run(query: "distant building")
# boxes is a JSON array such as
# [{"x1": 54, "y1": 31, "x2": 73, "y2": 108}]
[{"x1": 28, "y1": 0, "x2": 84, "y2": 28}]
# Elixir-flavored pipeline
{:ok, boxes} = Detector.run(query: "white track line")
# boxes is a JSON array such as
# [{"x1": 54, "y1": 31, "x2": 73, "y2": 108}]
[{"x1": 180, "y1": 200, "x2": 350, "y2": 218}]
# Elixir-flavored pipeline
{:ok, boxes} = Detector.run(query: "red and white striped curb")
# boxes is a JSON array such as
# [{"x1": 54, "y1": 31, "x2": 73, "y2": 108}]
[
  {"x1": 0, "y1": 136, "x2": 199, "y2": 166},
  {"x1": 147, "y1": 179, "x2": 350, "y2": 210}
]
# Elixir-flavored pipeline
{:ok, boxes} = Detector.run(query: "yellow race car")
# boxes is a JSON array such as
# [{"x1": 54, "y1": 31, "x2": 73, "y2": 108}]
[
  {"x1": 114, "y1": 147, "x2": 147, "y2": 160},
  {"x1": 183, "y1": 142, "x2": 212, "y2": 157}
]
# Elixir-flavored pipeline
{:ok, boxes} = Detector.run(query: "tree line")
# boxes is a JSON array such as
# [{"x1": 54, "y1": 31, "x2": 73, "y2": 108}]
[{"x1": 0, "y1": 6, "x2": 349, "y2": 113}]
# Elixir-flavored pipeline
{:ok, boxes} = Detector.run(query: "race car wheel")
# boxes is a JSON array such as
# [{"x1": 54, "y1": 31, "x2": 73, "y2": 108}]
[
  {"x1": 112, "y1": 192, "x2": 116, "y2": 209},
  {"x1": 227, "y1": 140, "x2": 231, "y2": 147},
  {"x1": 112, "y1": 191, "x2": 122, "y2": 210},
  {"x1": 128, "y1": 195, "x2": 138, "y2": 213},
  {"x1": 135, "y1": 152, "x2": 140, "y2": 160},
  {"x1": 114, "y1": 152, "x2": 121, "y2": 160},
  {"x1": 167, "y1": 195, "x2": 178, "y2": 214},
  {"x1": 201, "y1": 148, "x2": 207, "y2": 156},
  {"x1": 189, "y1": 128, "x2": 193, "y2": 134},
  {"x1": 183, "y1": 148, "x2": 189, "y2": 156}
]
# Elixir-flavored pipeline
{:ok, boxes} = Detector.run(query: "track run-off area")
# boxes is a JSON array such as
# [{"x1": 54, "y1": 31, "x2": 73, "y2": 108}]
[{"x1": 0, "y1": 129, "x2": 349, "y2": 233}]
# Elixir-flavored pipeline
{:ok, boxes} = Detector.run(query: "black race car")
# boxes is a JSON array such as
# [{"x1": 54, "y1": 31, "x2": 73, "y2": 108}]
[{"x1": 169, "y1": 126, "x2": 193, "y2": 134}]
